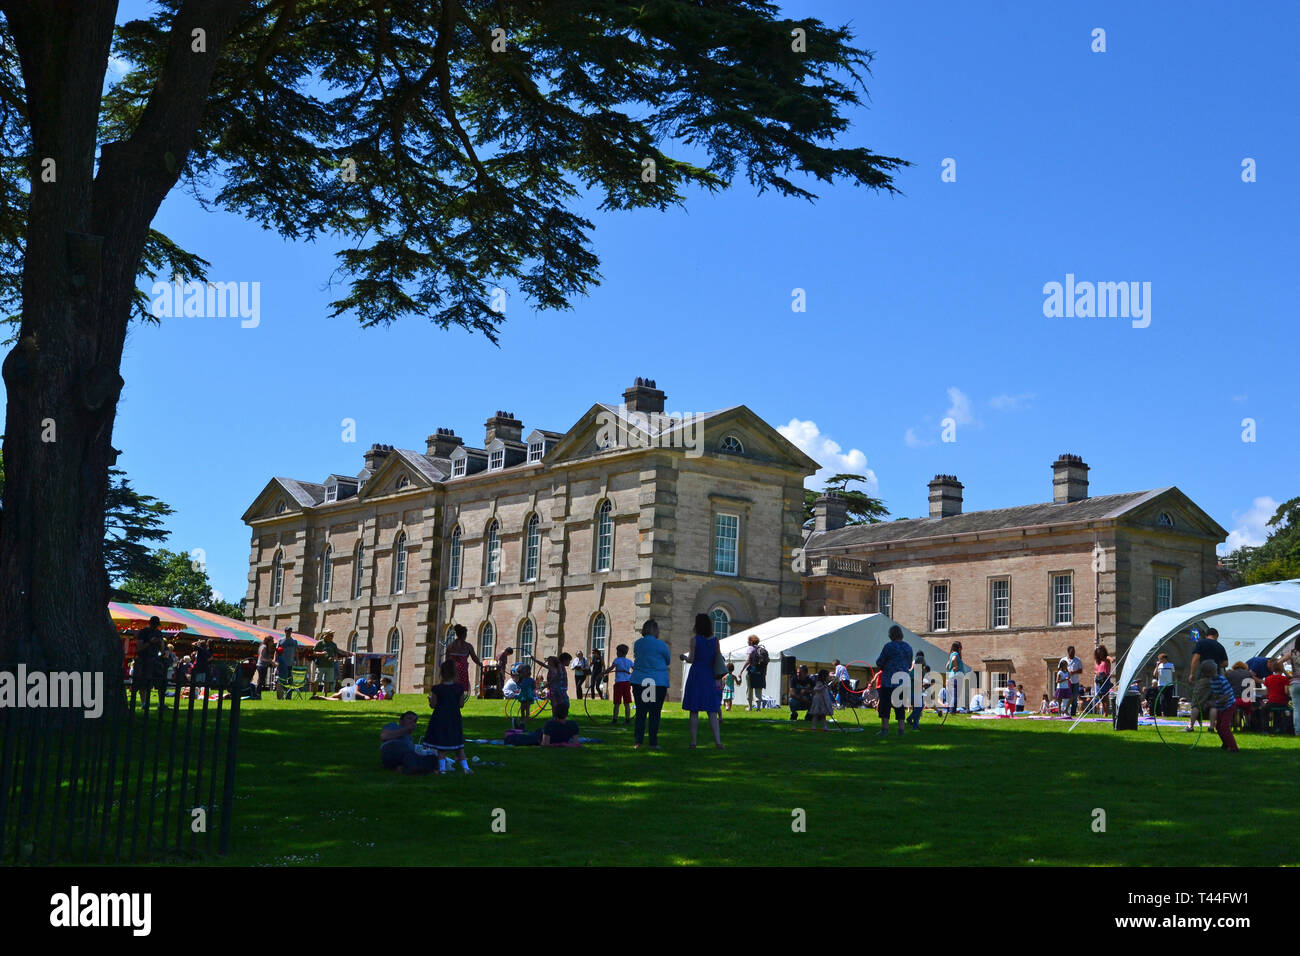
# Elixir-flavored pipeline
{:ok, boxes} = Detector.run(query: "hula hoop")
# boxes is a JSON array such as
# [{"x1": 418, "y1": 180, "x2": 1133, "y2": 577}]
[{"x1": 1151, "y1": 683, "x2": 1204, "y2": 751}]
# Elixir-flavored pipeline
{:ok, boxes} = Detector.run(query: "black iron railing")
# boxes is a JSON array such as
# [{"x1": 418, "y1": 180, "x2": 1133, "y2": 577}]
[{"x1": 0, "y1": 663, "x2": 244, "y2": 865}]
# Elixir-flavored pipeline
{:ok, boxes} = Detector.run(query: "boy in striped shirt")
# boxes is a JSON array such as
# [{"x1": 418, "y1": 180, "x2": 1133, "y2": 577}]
[{"x1": 1203, "y1": 660, "x2": 1239, "y2": 752}]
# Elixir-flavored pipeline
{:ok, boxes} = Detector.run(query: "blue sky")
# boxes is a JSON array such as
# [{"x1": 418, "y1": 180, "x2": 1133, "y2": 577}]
[{"x1": 31, "y1": 1, "x2": 1300, "y2": 602}]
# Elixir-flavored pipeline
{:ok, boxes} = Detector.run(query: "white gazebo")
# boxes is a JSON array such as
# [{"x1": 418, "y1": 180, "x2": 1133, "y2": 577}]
[
  {"x1": 680, "y1": 614, "x2": 951, "y2": 704},
  {"x1": 1113, "y1": 579, "x2": 1300, "y2": 709}
]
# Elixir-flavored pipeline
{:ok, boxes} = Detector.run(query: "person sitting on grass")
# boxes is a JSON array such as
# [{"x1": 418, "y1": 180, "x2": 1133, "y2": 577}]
[
  {"x1": 788, "y1": 664, "x2": 814, "y2": 721},
  {"x1": 425, "y1": 660, "x2": 473, "y2": 774},
  {"x1": 1039, "y1": 693, "x2": 1050, "y2": 714},
  {"x1": 380, "y1": 711, "x2": 441, "y2": 775},
  {"x1": 502, "y1": 674, "x2": 520, "y2": 699},
  {"x1": 377, "y1": 676, "x2": 395, "y2": 700},
  {"x1": 540, "y1": 697, "x2": 582, "y2": 747},
  {"x1": 808, "y1": 669, "x2": 834, "y2": 731},
  {"x1": 314, "y1": 678, "x2": 375, "y2": 701},
  {"x1": 1264, "y1": 658, "x2": 1292, "y2": 731}
]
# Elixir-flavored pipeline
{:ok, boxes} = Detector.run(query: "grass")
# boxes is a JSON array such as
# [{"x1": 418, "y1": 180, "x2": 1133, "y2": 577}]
[{"x1": 216, "y1": 696, "x2": 1300, "y2": 867}]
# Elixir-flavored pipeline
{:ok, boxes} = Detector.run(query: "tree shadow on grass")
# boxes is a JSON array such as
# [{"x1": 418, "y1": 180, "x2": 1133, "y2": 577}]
[{"x1": 218, "y1": 701, "x2": 1300, "y2": 867}]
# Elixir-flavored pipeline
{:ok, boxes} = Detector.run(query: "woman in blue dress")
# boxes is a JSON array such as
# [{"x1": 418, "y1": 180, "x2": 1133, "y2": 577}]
[{"x1": 680, "y1": 613, "x2": 724, "y2": 749}]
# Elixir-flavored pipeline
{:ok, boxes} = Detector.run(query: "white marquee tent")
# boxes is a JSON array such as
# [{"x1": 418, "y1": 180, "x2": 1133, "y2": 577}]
[
  {"x1": 678, "y1": 614, "x2": 952, "y2": 704},
  {"x1": 1113, "y1": 579, "x2": 1300, "y2": 712}
]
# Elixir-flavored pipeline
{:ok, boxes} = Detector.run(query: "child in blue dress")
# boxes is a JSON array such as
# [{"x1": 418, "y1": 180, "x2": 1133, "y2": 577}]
[{"x1": 425, "y1": 660, "x2": 473, "y2": 774}]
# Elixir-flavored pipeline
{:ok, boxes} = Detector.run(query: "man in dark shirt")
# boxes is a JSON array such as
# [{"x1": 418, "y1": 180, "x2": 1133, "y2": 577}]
[
  {"x1": 541, "y1": 698, "x2": 581, "y2": 746},
  {"x1": 788, "y1": 664, "x2": 814, "y2": 721},
  {"x1": 134, "y1": 616, "x2": 169, "y2": 707},
  {"x1": 380, "y1": 711, "x2": 440, "y2": 774},
  {"x1": 1188, "y1": 627, "x2": 1228, "y2": 683}
]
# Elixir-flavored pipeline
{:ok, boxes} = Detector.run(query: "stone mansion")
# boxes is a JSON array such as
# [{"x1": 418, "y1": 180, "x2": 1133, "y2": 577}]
[
  {"x1": 241, "y1": 379, "x2": 818, "y2": 693},
  {"x1": 800, "y1": 455, "x2": 1228, "y2": 704}
]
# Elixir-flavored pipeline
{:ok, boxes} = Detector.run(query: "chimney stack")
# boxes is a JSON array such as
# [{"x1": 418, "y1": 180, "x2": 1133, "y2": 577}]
[
  {"x1": 622, "y1": 377, "x2": 666, "y2": 415},
  {"x1": 813, "y1": 491, "x2": 849, "y2": 532},
  {"x1": 484, "y1": 410, "x2": 522, "y2": 446},
  {"x1": 928, "y1": 475, "x2": 964, "y2": 518},
  {"x1": 426, "y1": 427, "x2": 463, "y2": 459},
  {"x1": 363, "y1": 443, "x2": 393, "y2": 472},
  {"x1": 1052, "y1": 453, "x2": 1089, "y2": 503}
]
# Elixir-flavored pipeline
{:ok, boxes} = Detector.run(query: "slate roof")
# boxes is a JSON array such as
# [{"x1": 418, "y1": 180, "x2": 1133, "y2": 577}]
[
  {"x1": 275, "y1": 478, "x2": 326, "y2": 507},
  {"x1": 392, "y1": 448, "x2": 448, "y2": 483},
  {"x1": 804, "y1": 488, "x2": 1172, "y2": 551}
]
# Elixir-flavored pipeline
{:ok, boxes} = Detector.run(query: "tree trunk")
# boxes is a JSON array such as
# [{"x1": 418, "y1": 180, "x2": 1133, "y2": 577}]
[
  {"x1": 0, "y1": 0, "x2": 122, "y2": 681},
  {"x1": 0, "y1": 0, "x2": 246, "y2": 682}
]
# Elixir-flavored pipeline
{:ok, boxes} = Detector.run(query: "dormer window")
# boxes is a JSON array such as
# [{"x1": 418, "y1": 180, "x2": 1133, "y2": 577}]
[
  {"x1": 488, "y1": 448, "x2": 505, "y2": 470},
  {"x1": 324, "y1": 483, "x2": 338, "y2": 503},
  {"x1": 528, "y1": 441, "x2": 545, "y2": 463},
  {"x1": 452, "y1": 457, "x2": 466, "y2": 478},
  {"x1": 719, "y1": 435, "x2": 744, "y2": 455}
]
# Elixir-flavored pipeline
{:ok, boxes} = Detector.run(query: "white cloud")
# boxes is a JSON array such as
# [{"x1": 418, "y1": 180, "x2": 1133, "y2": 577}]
[
  {"x1": 778, "y1": 418, "x2": 877, "y2": 492},
  {"x1": 989, "y1": 392, "x2": 1035, "y2": 412},
  {"x1": 944, "y1": 386, "x2": 976, "y2": 426},
  {"x1": 1221, "y1": 496, "x2": 1280, "y2": 554},
  {"x1": 903, "y1": 427, "x2": 933, "y2": 449}
]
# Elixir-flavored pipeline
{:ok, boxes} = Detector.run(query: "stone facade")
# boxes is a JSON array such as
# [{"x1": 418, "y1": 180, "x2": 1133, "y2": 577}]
[
  {"x1": 242, "y1": 380, "x2": 817, "y2": 695},
  {"x1": 800, "y1": 455, "x2": 1227, "y2": 705}
]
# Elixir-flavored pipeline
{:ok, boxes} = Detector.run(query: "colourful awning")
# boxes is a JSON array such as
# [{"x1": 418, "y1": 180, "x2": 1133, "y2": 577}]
[{"x1": 109, "y1": 602, "x2": 316, "y2": 646}]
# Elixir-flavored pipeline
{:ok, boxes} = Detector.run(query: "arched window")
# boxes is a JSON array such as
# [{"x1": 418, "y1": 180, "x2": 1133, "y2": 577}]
[
  {"x1": 595, "y1": 500, "x2": 613, "y2": 572},
  {"x1": 396, "y1": 474, "x2": 410, "y2": 490},
  {"x1": 710, "y1": 607, "x2": 731, "y2": 641},
  {"x1": 485, "y1": 520, "x2": 501, "y2": 585},
  {"x1": 392, "y1": 531, "x2": 407, "y2": 594},
  {"x1": 448, "y1": 527, "x2": 462, "y2": 590},
  {"x1": 523, "y1": 514, "x2": 540, "y2": 582},
  {"x1": 1157, "y1": 511, "x2": 1174, "y2": 529},
  {"x1": 274, "y1": 500, "x2": 286, "y2": 515},
  {"x1": 319, "y1": 545, "x2": 333, "y2": 602},
  {"x1": 719, "y1": 434, "x2": 744, "y2": 454},
  {"x1": 388, "y1": 629, "x2": 401, "y2": 654},
  {"x1": 480, "y1": 620, "x2": 495, "y2": 659},
  {"x1": 352, "y1": 541, "x2": 365, "y2": 599},
  {"x1": 443, "y1": 623, "x2": 457, "y2": 649},
  {"x1": 348, "y1": 632, "x2": 358, "y2": 654},
  {"x1": 518, "y1": 619, "x2": 535, "y2": 661},
  {"x1": 590, "y1": 611, "x2": 608, "y2": 656},
  {"x1": 270, "y1": 550, "x2": 284, "y2": 606}
]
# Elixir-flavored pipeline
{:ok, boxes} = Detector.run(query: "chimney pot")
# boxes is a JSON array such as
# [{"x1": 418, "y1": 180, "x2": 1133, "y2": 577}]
[
  {"x1": 813, "y1": 491, "x2": 849, "y2": 533},
  {"x1": 484, "y1": 411, "x2": 523, "y2": 446},
  {"x1": 1052, "y1": 453, "x2": 1090, "y2": 503},
  {"x1": 623, "y1": 378, "x2": 666, "y2": 414},
  {"x1": 927, "y1": 474, "x2": 964, "y2": 518}
]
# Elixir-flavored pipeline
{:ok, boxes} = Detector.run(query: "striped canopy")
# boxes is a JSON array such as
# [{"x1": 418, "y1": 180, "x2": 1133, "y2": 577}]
[{"x1": 109, "y1": 602, "x2": 316, "y2": 646}]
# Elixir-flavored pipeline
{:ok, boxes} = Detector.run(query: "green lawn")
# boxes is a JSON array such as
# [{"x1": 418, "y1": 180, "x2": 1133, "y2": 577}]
[{"x1": 217, "y1": 696, "x2": 1299, "y2": 867}]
